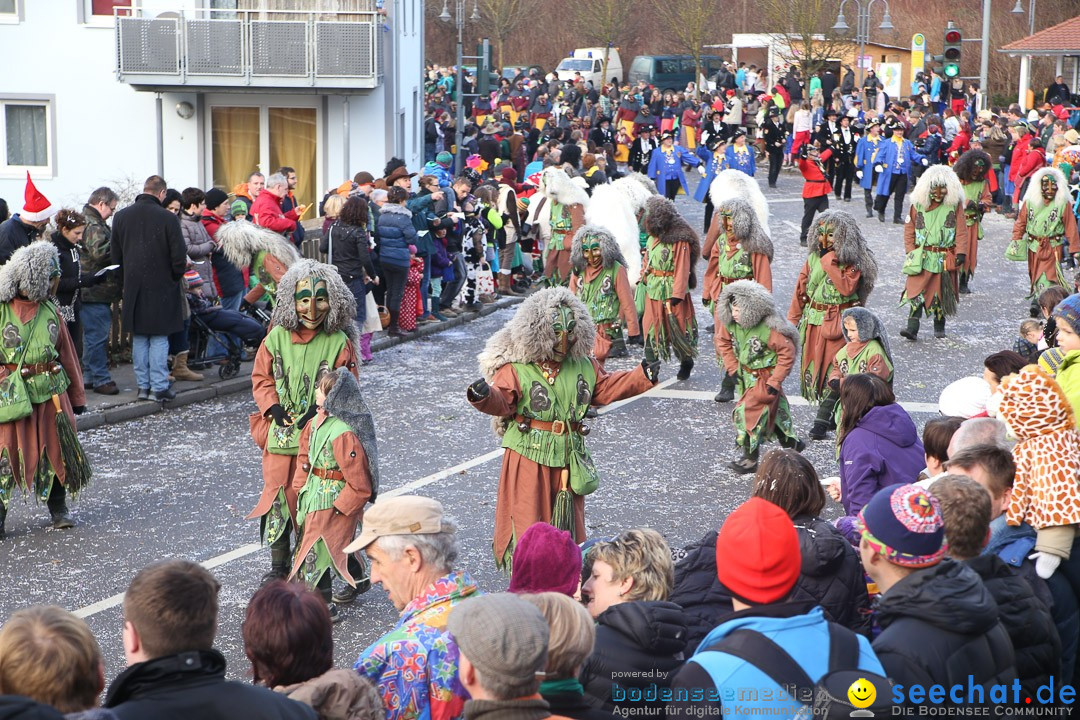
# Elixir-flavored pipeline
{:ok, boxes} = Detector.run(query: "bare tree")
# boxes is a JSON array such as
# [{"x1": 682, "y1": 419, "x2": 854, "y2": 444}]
[
  {"x1": 574, "y1": 0, "x2": 637, "y2": 85},
  {"x1": 476, "y1": 0, "x2": 531, "y2": 70},
  {"x1": 760, "y1": 0, "x2": 851, "y2": 80},
  {"x1": 654, "y1": 0, "x2": 724, "y2": 95}
]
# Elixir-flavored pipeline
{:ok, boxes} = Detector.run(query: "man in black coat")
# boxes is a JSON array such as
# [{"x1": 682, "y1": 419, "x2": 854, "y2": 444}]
[
  {"x1": 860, "y1": 484, "x2": 1018, "y2": 709},
  {"x1": 628, "y1": 126, "x2": 657, "y2": 173},
  {"x1": 762, "y1": 107, "x2": 787, "y2": 188},
  {"x1": 820, "y1": 68, "x2": 837, "y2": 100},
  {"x1": 104, "y1": 560, "x2": 316, "y2": 720},
  {"x1": 111, "y1": 175, "x2": 187, "y2": 402}
]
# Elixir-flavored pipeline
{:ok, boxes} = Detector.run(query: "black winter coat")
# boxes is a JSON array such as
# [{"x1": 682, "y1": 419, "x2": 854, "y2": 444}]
[
  {"x1": 873, "y1": 559, "x2": 1018, "y2": 707},
  {"x1": 579, "y1": 601, "x2": 688, "y2": 714},
  {"x1": 964, "y1": 554, "x2": 1061, "y2": 698},
  {"x1": 542, "y1": 690, "x2": 615, "y2": 720},
  {"x1": 0, "y1": 696, "x2": 63, "y2": 720},
  {"x1": 104, "y1": 649, "x2": 316, "y2": 720},
  {"x1": 0, "y1": 216, "x2": 43, "y2": 266},
  {"x1": 670, "y1": 532, "x2": 735, "y2": 653},
  {"x1": 111, "y1": 194, "x2": 187, "y2": 336},
  {"x1": 322, "y1": 221, "x2": 377, "y2": 283}
]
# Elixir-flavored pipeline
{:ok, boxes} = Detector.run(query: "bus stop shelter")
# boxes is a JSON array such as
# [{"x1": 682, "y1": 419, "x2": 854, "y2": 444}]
[{"x1": 1000, "y1": 15, "x2": 1080, "y2": 110}]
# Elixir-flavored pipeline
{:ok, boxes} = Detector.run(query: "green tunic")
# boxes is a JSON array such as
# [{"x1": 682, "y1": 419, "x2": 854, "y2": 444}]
[
  {"x1": 901, "y1": 203, "x2": 958, "y2": 315},
  {"x1": 830, "y1": 339, "x2": 893, "y2": 428},
  {"x1": 576, "y1": 265, "x2": 623, "y2": 339},
  {"x1": 253, "y1": 250, "x2": 280, "y2": 307},
  {"x1": 728, "y1": 321, "x2": 796, "y2": 453},
  {"x1": 295, "y1": 416, "x2": 351, "y2": 590},
  {"x1": 962, "y1": 180, "x2": 987, "y2": 237},
  {"x1": 796, "y1": 253, "x2": 859, "y2": 402}
]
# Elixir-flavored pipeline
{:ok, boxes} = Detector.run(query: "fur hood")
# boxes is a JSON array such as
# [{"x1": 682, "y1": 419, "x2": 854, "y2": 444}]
[
  {"x1": 270, "y1": 259, "x2": 359, "y2": 344},
  {"x1": 613, "y1": 172, "x2": 657, "y2": 212},
  {"x1": 541, "y1": 166, "x2": 590, "y2": 207},
  {"x1": 217, "y1": 219, "x2": 302, "y2": 272},
  {"x1": 644, "y1": 196, "x2": 701, "y2": 289},
  {"x1": 1023, "y1": 167, "x2": 1070, "y2": 210},
  {"x1": 841, "y1": 307, "x2": 892, "y2": 364},
  {"x1": 709, "y1": 169, "x2": 771, "y2": 237},
  {"x1": 807, "y1": 210, "x2": 877, "y2": 302},
  {"x1": 716, "y1": 280, "x2": 799, "y2": 347},
  {"x1": 323, "y1": 367, "x2": 380, "y2": 503},
  {"x1": 585, "y1": 183, "x2": 644, "y2": 283},
  {"x1": 715, "y1": 196, "x2": 773, "y2": 260},
  {"x1": 998, "y1": 364, "x2": 1075, "y2": 441},
  {"x1": 379, "y1": 202, "x2": 413, "y2": 218},
  {"x1": 570, "y1": 224, "x2": 628, "y2": 273},
  {"x1": 0, "y1": 241, "x2": 59, "y2": 303},
  {"x1": 911, "y1": 165, "x2": 964, "y2": 209},
  {"x1": 953, "y1": 149, "x2": 992, "y2": 183}
]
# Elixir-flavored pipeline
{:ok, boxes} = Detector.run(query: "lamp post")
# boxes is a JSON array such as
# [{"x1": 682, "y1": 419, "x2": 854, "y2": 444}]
[
  {"x1": 439, "y1": 0, "x2": 480, "y2": 172},
  {"x1": 832, "y1": 0, "x2": 893, "y2": 87}
]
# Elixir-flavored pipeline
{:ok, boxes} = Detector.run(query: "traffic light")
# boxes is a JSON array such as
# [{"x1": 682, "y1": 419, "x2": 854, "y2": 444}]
[{"x1": 943, "y1": 25, "x2": 961, "y2": 78}]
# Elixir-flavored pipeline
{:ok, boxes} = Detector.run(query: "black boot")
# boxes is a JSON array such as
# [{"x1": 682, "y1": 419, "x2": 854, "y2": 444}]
[
  {"x1": 809, "y1": 391, "x2": 838, "y2": 440},
  {"x1": 729, "y1": 447, "x2": 760, "y2": 474},
  {"x1": 934, "y1": 317, "x2": 946, "y2": 338},
  {"x1": 864, "y1": 192, "x2": 874, "y2": 218},
  {"x1": 779, "y1": 434, "x2": 807, "y2": 452},
  {"x1": 46, "y1": 480, "x2": 74, "y2": 530},
  {"x1": 677, "y1": 358, "x2": 694, "y2": 381},
  {"x1": 808, "y1": 421, "x2": 830, "y2": 440},
  {"x1": 607, "y1": 337, "x2": 628, "y2": 358},
  {"x1": 1030, "y1": 299, "x2": 1041, "y2": 318},
  {"x1": 877, "y1": 211, "x2": 885, "y2": 223},
  {"x1": 714, "y1": 372, "x2": 736, "y2": 403},
  {"x1": 959, "y1": 273, "x2": 971, "y2": 294},
  {"x1": 261, "y1": 533, "x2": 292, "y2": 585},
  {"x1": 0, "y1": 501, "x2": 6, "y2": 539},
  {"x1": 900, "y1": 316, "x2": 919, "y2": 341}
]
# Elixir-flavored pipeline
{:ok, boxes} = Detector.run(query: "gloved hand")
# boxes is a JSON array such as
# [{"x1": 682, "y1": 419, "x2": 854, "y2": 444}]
[
  {"x1": 267, "y1": 404, "x2": 293, "y2": 427},
  {"x1": 873, "y1": 164, "x2": 883, "y2": 174},
  {"x1": 696, "y1": 165, "x2": 706, "y2": 178},
  {"x1": 956, "y1": 253, "x2": 966, "y2": 267},
  {"x1": 73, "y1": 405, "x2": 86, "y2": 415},
  {"x1": 641, "y1": 357, "x2": 661, "y2": 383},
  {"x1": 855, "y1": 169, "x2": 863, "y2": 180},
  {"x1": 828, "y1": 378, "x2": 841, "y2": 392},
  {"x1": 1030, "y1": 552, "x2": 1062, "y2": 579},
  {"x1": 766, "y1": 385, "x2": 778, "y2": 396},
  {"x1": 296, "y1": 405, "x2": 318, "y2": 430},
  {"x1": 467, "y1": 378, "x2": 490, "y2": 401},
  {"x1": 669, "y1": 297, "x2": 682, "y2": 307}
]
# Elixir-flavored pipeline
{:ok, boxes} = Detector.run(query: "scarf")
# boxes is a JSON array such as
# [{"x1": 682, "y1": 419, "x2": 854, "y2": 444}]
[{"x1": 540, "y1": 678, "x2": 584, "y2": 696}]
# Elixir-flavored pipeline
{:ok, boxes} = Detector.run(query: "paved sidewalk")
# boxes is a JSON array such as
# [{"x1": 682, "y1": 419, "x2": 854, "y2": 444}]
[{"x1": 76, "y1": 296, "x2": 524, "y2": 431}]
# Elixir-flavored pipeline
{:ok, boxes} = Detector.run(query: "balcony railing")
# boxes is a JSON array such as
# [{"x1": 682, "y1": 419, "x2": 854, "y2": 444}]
[{"x1": 115, "y1": 8, "x2": 383, "y2": 90}]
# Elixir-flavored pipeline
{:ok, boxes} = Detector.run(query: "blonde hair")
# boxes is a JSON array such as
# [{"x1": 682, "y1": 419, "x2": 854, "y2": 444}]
[
  {"x1": 520, "y1": 592, "x2": 595, "y2": 679},
  {"x1": 589, "y1": 528, "x2": 673, "y2": 601},
  {"x1": 323, "y1": 194, "x2": 345, "y2": 219},
  {"x1": 0, "y1": 606, "x2": 102, "y2": 713}
]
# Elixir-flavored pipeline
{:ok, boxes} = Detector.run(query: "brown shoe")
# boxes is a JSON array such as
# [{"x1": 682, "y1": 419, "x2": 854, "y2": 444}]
[
  {"x1": 171, "y1": 351, "x2": 204, "y2": 382},
  {"x1": 93, "y1": 382, "x2": 119, "y2": 396}
]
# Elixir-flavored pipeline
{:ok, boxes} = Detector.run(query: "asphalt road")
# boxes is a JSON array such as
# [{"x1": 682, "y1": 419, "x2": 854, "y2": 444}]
[{"x1": 0, "y1": 169, "x2": 1038, "y2": 686}]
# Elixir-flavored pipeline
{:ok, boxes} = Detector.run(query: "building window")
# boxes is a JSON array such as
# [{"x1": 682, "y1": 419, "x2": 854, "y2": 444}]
[
  {"x1": 0, "y1": 0, "x2": 22, "y2": 22},
  {"x1": 90, "y1": 0, "x2": 129, "y2": 15},
  {"x1": 1, "y1": 100, "x2": 52, "y2": 174}
]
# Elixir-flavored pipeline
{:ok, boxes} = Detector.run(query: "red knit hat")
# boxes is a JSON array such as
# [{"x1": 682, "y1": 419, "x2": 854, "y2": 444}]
[
  {"x1": 508, "y1": 522, "x2": 582, "y2": 597},
  {"x1": 21, "y1": 172, "x2": 56, "y2": 223},
  {"x1": 716, "y1": 497, "x2": 800, "y2": 604}
]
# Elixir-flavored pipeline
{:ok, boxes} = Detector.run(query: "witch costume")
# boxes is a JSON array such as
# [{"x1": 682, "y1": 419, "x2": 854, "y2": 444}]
[
  {"x1": 1007, "y1": 167, "x2": 1080, "y2": 313},
  {"x1": 539, "y1": 167, "x2": 589, "y2": 287},
  {"x1": 218, "y1": 219, "x2": 302, "y2": 308},
  {"x1": 953, "y1": 149, "x2": 994, "y2": 294},
  {"x1": 467, "y1": 288, "x2": 657, "y2": 569},
  {"x1": 568, "y1": 225, "x2": 640, "y2": 362},
  {"x1": 248, "y1": 259, "x2": 358, "y2": 582}
]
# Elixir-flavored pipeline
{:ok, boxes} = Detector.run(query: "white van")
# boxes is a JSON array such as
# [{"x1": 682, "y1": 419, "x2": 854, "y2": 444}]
[{"x1": 554, "y1": 48, "x2": 623, "y2": 87}]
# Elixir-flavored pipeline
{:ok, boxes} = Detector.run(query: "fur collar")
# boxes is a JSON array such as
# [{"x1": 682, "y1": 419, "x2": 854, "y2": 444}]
[
  {"x1": 217, "y1": 219, "x2": 301, "y2": 271},
  {"x1": 715, "y1": 196, "x2": 773, "y2": 260},
  {"x1": 541, "y1": 167, "x2": 590, "y2": 207},
  {"x1": 716, "y1": 280, "x2": 799, "y2": 347},
  {"x1": 708, "y1": 169, "x2": 771, "y2": 238},
  {"x1": 0, "y1": 241, "x2": 58, "y2": 303},
  {"x1": 910, "y1": 165, "x2": 964, "y2": 209},
  {"x1": 380, "y1": 203, "x2": 413, "y2": 218},
  {"x1": 270, "y1": 259, "x2": 359, "y2": 345},
  {"x1": 570, "y1": 225, "x2": 627, "y2": 273},
  {"x1": 807, "y1": 210, "x2": 877, "y2": 302},
  {"x1": 644, "y1": 196, "x2": 701, "y2": 289},
  {"x1": 323, "y1": 367, "x2": 380, "y2": 502}
]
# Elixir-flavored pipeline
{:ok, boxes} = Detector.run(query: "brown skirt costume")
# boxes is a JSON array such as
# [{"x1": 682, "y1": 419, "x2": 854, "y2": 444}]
[
  {"x1": 543, "y1": 203, "x2": 585, "y2": 284},
  {"x1": 715, "y1": 325, "x2": 795, "y2": 445},
  {"x1": 903, "y1": 203, "x2": 972, "y2": 311},
  {"x1": 568, "y1": 264, "x2": 640, "y2": 362},
  {"x1": 1011, "y1": 202, "x2": 1080, "y2": 296},
  {"x1": 962, "y1": 181, "x2": 992, "y2": 274},
  {"x1": 702, "y1": 215, "x2": 774, "y2": 307},
  {"x1": 470, "y1": 360, "x2": 653, "y2": 562}
]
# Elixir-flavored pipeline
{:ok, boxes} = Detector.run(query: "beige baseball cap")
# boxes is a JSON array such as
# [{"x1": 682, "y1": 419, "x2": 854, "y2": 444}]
[{"x1": 344, "y1": 496, "x2": 447, "y2": 554}]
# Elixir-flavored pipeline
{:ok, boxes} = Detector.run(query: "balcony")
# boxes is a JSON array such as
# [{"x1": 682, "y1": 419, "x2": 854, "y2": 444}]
[{"x1": 115, "y1": 8, "x2": 383, "y2": 92}]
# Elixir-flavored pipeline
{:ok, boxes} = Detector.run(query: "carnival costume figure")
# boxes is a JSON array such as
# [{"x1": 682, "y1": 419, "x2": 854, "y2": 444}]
[
  {"x1": 953, "y1": 148, "x2": 994, "y2": 294},
  {"x1": 218, "y1": 219, "x2": 302, "y2": 308},
  {"x1": 569, "y1": 226, "x2": 640, "y2": 362},
  {"x1": 539, "y1": 167, "x2": 588, "y2": 287}
]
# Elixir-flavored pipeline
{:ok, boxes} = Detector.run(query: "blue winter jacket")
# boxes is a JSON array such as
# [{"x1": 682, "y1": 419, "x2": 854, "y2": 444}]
[
  {"x1": 838, "y1": 403, "x2": 925, "y2": 517},
  {"x1": 692, "y1": 149, "x2": 723, "y2": 203},
  {"x1": 667, "y1": 605, "x2": 884, "y2": 718},
  {"x1": 421, "y1": 161, "x2": 453, "y2": 188},
  {"x1": 647, "y1": 144, "x2": 700, "y2": 196},
  {"x1": 854, "y1": 135, "x2": 883, "y2": 190},
  {"x1": 875, "y1": 138, "x2": 918, "y2": 195},
  {"x1": 374, "y1": 203, "x2": 417, "y2": 269}
]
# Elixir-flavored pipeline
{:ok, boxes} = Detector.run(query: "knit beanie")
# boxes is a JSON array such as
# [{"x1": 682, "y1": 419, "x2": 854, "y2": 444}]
[
  {"x1": 715, "y1": 497, "x2": 800, "y2": 604},
  {"x1": 183, "y1": 269, "x2": 203, "y2": 288},
  {"x1": 436, "y1": 151, "x2": 454, "y2": 168},
  {"x1": 204, "y1": 187, "x2": 228, "y2": 211},
  {"x1": 858, "y1": 484, "x2": 946, "y2": 568},
  {"x1": 230, "y1": 199, "x2": 248, "y2": 217},
  {"x1": 508, "y1": 522, "x2": 582, "y2": 597},
  {"x1": 1052, "y1": 294, "x2": 1080, "y2": 335}
]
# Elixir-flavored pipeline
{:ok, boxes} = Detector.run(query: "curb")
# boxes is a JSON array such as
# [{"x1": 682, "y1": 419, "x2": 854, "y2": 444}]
[{"x1": 75, "y1": 295, "x2": 525, "y2": 432}]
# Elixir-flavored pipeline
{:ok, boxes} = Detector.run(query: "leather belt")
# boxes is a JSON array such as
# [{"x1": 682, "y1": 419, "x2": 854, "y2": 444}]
[
  {"x1": 300, "y1": 464, "x2": 345, "y2": 481},
  {"x1": 647, "y1": 270, "x2": 675, "y2": 277},
  {"x1": 717, "y1": 273, "x2": 748, "y2": 285},
  {"x1": 5, "y1": 362, "x2": 60, "y2": 376},
  {"x1": 808, "y1": 299, "x2": 858, "y2": 312},
  {"x1": 514, "y1": 414, "x2": 584, "y2": 435}
]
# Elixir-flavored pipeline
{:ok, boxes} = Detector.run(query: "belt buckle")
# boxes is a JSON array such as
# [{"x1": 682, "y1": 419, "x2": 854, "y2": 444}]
[{"x1": 551, "y1": 420, "x2": 566, "y2": 435}]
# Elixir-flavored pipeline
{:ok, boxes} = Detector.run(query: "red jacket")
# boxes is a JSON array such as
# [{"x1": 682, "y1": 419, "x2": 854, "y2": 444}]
[
  {"x1": 1009, "y1": 135, "x2": 1031, "y2": 183},
  {"x1": 251, "y1": 191, "x2": 298, "y2": 235},
  {"x1": 1013, "y1": 146, "x2": 1047, "y2": 202},
  {"x1": 200, "y1": 210, "x2": 226, "y2": 242},
  {"x1": 799, "y1": 149, "x2": 833, "y2": 198}
]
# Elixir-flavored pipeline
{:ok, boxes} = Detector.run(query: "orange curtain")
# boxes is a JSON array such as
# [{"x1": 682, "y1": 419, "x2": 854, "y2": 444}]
[
  {"x1": 269, "y1": 107, "x2": 317, "y2": 211},
  {"x1": 211, "y1": 107, "x2": 260, "y2": 195}
]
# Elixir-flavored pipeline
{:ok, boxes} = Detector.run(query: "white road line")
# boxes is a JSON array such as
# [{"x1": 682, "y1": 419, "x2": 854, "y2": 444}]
[
  {"x1": 782, "y1": 220, "x2": 802, "y2": 233},
  {"x1": 648, "y1": 387, "x2": 939, "y2": 413},
  {"x1": 71, "y1": 376, "x2": 679, "y2": 619},
  {"x1": 767, "y1": 198, "x2": 807, "y2": 205}
]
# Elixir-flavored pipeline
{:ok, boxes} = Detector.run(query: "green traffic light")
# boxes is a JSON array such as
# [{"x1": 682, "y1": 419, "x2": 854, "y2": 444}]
[{"x1": 944, "y1": 63, "x2": 960, "y2": 78}]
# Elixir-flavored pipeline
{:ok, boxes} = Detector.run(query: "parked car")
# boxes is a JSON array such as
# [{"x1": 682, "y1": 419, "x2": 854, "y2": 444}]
[
  {"x1": 627, "y1": 55, "x2": 726, "y2": 92},
  {"x1": 502, "y1": 64, "x2": 545, "y2": 81}
]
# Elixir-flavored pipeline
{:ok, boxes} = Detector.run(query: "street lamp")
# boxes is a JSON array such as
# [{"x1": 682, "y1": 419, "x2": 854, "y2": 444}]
[
  {"x1": 439, "y1": 0, "x2": 481, "y2": 170},
  {"x1": 832, "y1": 0, "x2": 893, "y2": 86}
]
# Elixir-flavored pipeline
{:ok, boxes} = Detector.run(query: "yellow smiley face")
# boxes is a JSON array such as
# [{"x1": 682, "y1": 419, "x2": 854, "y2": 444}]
[{"x1": 848, "y1": 677, "x2": 877, "y2": 709}]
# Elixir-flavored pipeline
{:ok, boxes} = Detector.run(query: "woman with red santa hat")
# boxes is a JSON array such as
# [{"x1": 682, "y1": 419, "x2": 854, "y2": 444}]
[{"x1": 0, "y1": 173, "x2": 58, "y2": 264}]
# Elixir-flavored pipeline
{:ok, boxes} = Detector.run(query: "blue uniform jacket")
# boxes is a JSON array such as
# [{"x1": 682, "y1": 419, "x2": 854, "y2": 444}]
[
  {"x1": 875, "y1": 137, "x2": 917, "y2": 195},
  {"x1": 648, "y1": 144, "x2": 700, "y2": 196},
  {"x1": 720, "y1": 145, "x2": 756, "y2": 178},
  {"x1": 693, "y1": 148, "x2": 724, "y2": 203},
  {"x1": 854, "y1": 135, "x2": 883, "y2": 190}
]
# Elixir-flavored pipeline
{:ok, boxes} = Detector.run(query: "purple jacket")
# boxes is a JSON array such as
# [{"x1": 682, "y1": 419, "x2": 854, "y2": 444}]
[{"x1": 838, "y1": 404, "x2": 925, "y2": 517}]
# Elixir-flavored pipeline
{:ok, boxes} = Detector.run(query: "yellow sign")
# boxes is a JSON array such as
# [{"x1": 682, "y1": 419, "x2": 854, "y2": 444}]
[{"x1": 911, "y1": 33, "x2": 926, "y2": 74}]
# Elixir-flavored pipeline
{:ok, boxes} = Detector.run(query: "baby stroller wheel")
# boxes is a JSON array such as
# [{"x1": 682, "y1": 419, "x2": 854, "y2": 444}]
[{"x1": 219, "y1": 358, "x2": 240, "y2": 380}]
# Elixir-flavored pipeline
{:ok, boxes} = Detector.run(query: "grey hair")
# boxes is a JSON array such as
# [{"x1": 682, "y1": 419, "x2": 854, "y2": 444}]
[
  {"x1": 949, "y1": 417, "x2": 1009, "y2": 455},
  {"x1": 0, "y1": 241, "x2": 60, "y2": 303},
  {"x1": 265, "y1": 172, "x2": 288, "y2": 190},
  {"x1": 374, "y1": 522, "x2": 459, "y2": 574},
  {"x1": 370, "y1": 189, "x2": 389, "y2": 203}
]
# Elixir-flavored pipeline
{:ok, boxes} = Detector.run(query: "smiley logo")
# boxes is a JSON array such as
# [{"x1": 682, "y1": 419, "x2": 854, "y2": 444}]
[{"x1": 848, "y1": 678, "x2": 876, "y2": 709}]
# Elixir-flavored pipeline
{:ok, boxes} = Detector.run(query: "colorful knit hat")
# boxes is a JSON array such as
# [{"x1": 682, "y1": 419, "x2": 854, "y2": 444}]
[
  {"x1": 1052, "y1": 294, "x2": 1080, "y2": 334},
  {"x1": 435, "y1": 151, "x2": 453, "y2": 167},
  {"x1": 716, "y1": 497, "x2": 801, "y2": 604},
  {"x1": 508, "y1": 522, "x2": 582, "y2": 597},
  {"x1": 858, "y1": 484, "x2": 946, "y2": 568},
  {"x1": 183, "y1": 269, "x2": 203, "y2": 288},
  {"x1": 230, "y1": 199, "x2": 248, "y2": 217}
]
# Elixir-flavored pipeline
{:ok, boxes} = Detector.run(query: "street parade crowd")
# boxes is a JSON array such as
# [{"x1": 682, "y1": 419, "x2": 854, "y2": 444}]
[{"x1": 4, "y1": 61, "x2": 1080, "y2": 720}]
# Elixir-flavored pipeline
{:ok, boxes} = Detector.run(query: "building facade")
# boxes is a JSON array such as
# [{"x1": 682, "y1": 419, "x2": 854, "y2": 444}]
[{"x1": 0, "y1": 0, "x2": 422, "y2": 211}]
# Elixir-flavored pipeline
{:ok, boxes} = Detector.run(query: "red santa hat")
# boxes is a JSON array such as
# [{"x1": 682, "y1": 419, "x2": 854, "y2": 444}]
[{"x1": 20, "y1": 172, "x2": 57, "y2": 223}]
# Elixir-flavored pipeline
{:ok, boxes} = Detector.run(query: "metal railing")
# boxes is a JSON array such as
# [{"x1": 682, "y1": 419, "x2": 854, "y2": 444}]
[{"x1": 115, "y1": 7, "x2": 383, "y2": 88}]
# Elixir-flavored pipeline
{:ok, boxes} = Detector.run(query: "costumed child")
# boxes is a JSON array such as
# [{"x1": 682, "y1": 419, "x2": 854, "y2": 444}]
[
  {"x1": 1006, "y1": 167, "x2": 1080, "y2": 317},
  {"x1": 399, "y1": 249, "x2": 424, "y2": 333},
  {"x1": 953, "y1": 148, "x2": 994, "y2": 294},
  {"x1": 291, "y1": 367, "x2": 377, "y2": 620},
  {"x1": 788, "y1": 210, "x2": 877, "y2": 403},
  {"x1": 641, "y1": 196, "x2": 701, "y2": 381},
  {"x1": 217, "y1": 219, "x2": 302, "y2": 308},
  {"x1": 1048, "y1": 294, "x2": 1080, "y2": 422},
  {"x1": 0, "y1": 242, "x2": 91, "y2": 536},
  {"x1": 808, "y1": 307, "x2": 893, "y2": 441},
  {"x1": 248, "y1": 259, "x2": 359, "y2": 583},
  {"x1": 996, "y1": 364, "x2": 1080, "y2": 580},
  {"x1": 568, "y1": 225, "x2": 640, "y2": 362},
  {"x1": 705, "y1": 196, "x2": 774, "y2": 403},
  {"x1": 715, "y1": 280, "x2": 803, "y2": 474},
  {"x1": 899, "y1": 165, "x2": 972, "y2": 341},
  {"x1": 466, "y1": 287, "x2": 658, "y2": 568}
]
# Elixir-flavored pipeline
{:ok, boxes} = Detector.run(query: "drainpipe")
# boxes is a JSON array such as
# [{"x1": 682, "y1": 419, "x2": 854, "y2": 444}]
[
  {"x1": 343, "y1": 96, "x2": 350, "y2": 180},
  {"x1": 155, "y1": 93, "x2": 164, "y2": 176}
]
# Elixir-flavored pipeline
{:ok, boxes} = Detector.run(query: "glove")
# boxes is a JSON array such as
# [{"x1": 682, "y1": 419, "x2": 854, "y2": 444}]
[
  {"x1": 641, "y1": 357, "x2": 661, "y2": 383},
  {"x1": 828, "y1": 378, "x2": 841, "y2": 392},
  {"x1": 956, "y1": 253, "x2": 966, "y2": 267},
  {"x1": 668, "y1": 297, "x2": 682, "y2": 307},
  {"x1": 467, "y1": 378, "x2": 490, "y2": 401},
  {"x1": 73, "y1": 405, "x2": 86, "y2": 415},
  {"x1": 696, "y1": 165, "x2": 706, "y2": 178},
  {"x1": 266, "y1": 403, "x2": 293, "y2": 427},
  {"x1": 296, "y1": 405, "x2": 318, "y2": 430},
  {"x1": 920, "y1": 157, "x2": 929, "y2": 166},
  {"x1": 1030, "y1": 552, "x2": 1062, "y2": 579},
  {"x1": 766, "y1": 385, "x2": 778, "y2": 396},
  {"x1": 873, "y1": 164, "x2": 883, "y2": 173},
  {"x1": 855, "y1": 169, "x2": 863, "y2": 179}
]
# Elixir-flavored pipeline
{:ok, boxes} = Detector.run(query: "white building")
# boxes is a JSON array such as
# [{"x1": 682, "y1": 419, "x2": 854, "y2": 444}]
[{"x1": 0, "y1": 0, "x2": 424, "y2": 212}]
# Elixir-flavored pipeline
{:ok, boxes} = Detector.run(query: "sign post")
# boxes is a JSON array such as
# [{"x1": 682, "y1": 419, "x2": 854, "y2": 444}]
[{"x1": 911, "y1": 32, "x2": 926, "y2": 77}]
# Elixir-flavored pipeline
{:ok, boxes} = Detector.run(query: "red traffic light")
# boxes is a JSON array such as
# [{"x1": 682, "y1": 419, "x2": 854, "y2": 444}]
[{"x1": 945, "y1": 30, "x2": 961, "y2": 43}]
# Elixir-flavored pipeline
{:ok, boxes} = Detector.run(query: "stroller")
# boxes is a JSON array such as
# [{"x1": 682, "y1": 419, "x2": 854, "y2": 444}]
[{"x1": 186, "y1": 312, "x2": 245, "y2": 380}]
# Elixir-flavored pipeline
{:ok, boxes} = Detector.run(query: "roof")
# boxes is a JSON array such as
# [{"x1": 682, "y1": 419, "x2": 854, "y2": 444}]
[{"x1": 1000, "y1": 15, "x2": 1080, "y2": 55}]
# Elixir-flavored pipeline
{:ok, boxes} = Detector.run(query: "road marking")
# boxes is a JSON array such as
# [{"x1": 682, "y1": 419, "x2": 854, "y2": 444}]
[
  {"x1": 781, "y1": 220, "x2": 802, "y2": 233},
  {"x1": 766, "y1": 198, "x2": 807, "y2": 205},
  {"x1": 71, "y1": 377, "x2": 679, "y2": 619},
  {"x1": 648, "y1": 387, "x2": 939, "y2": 414}
]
